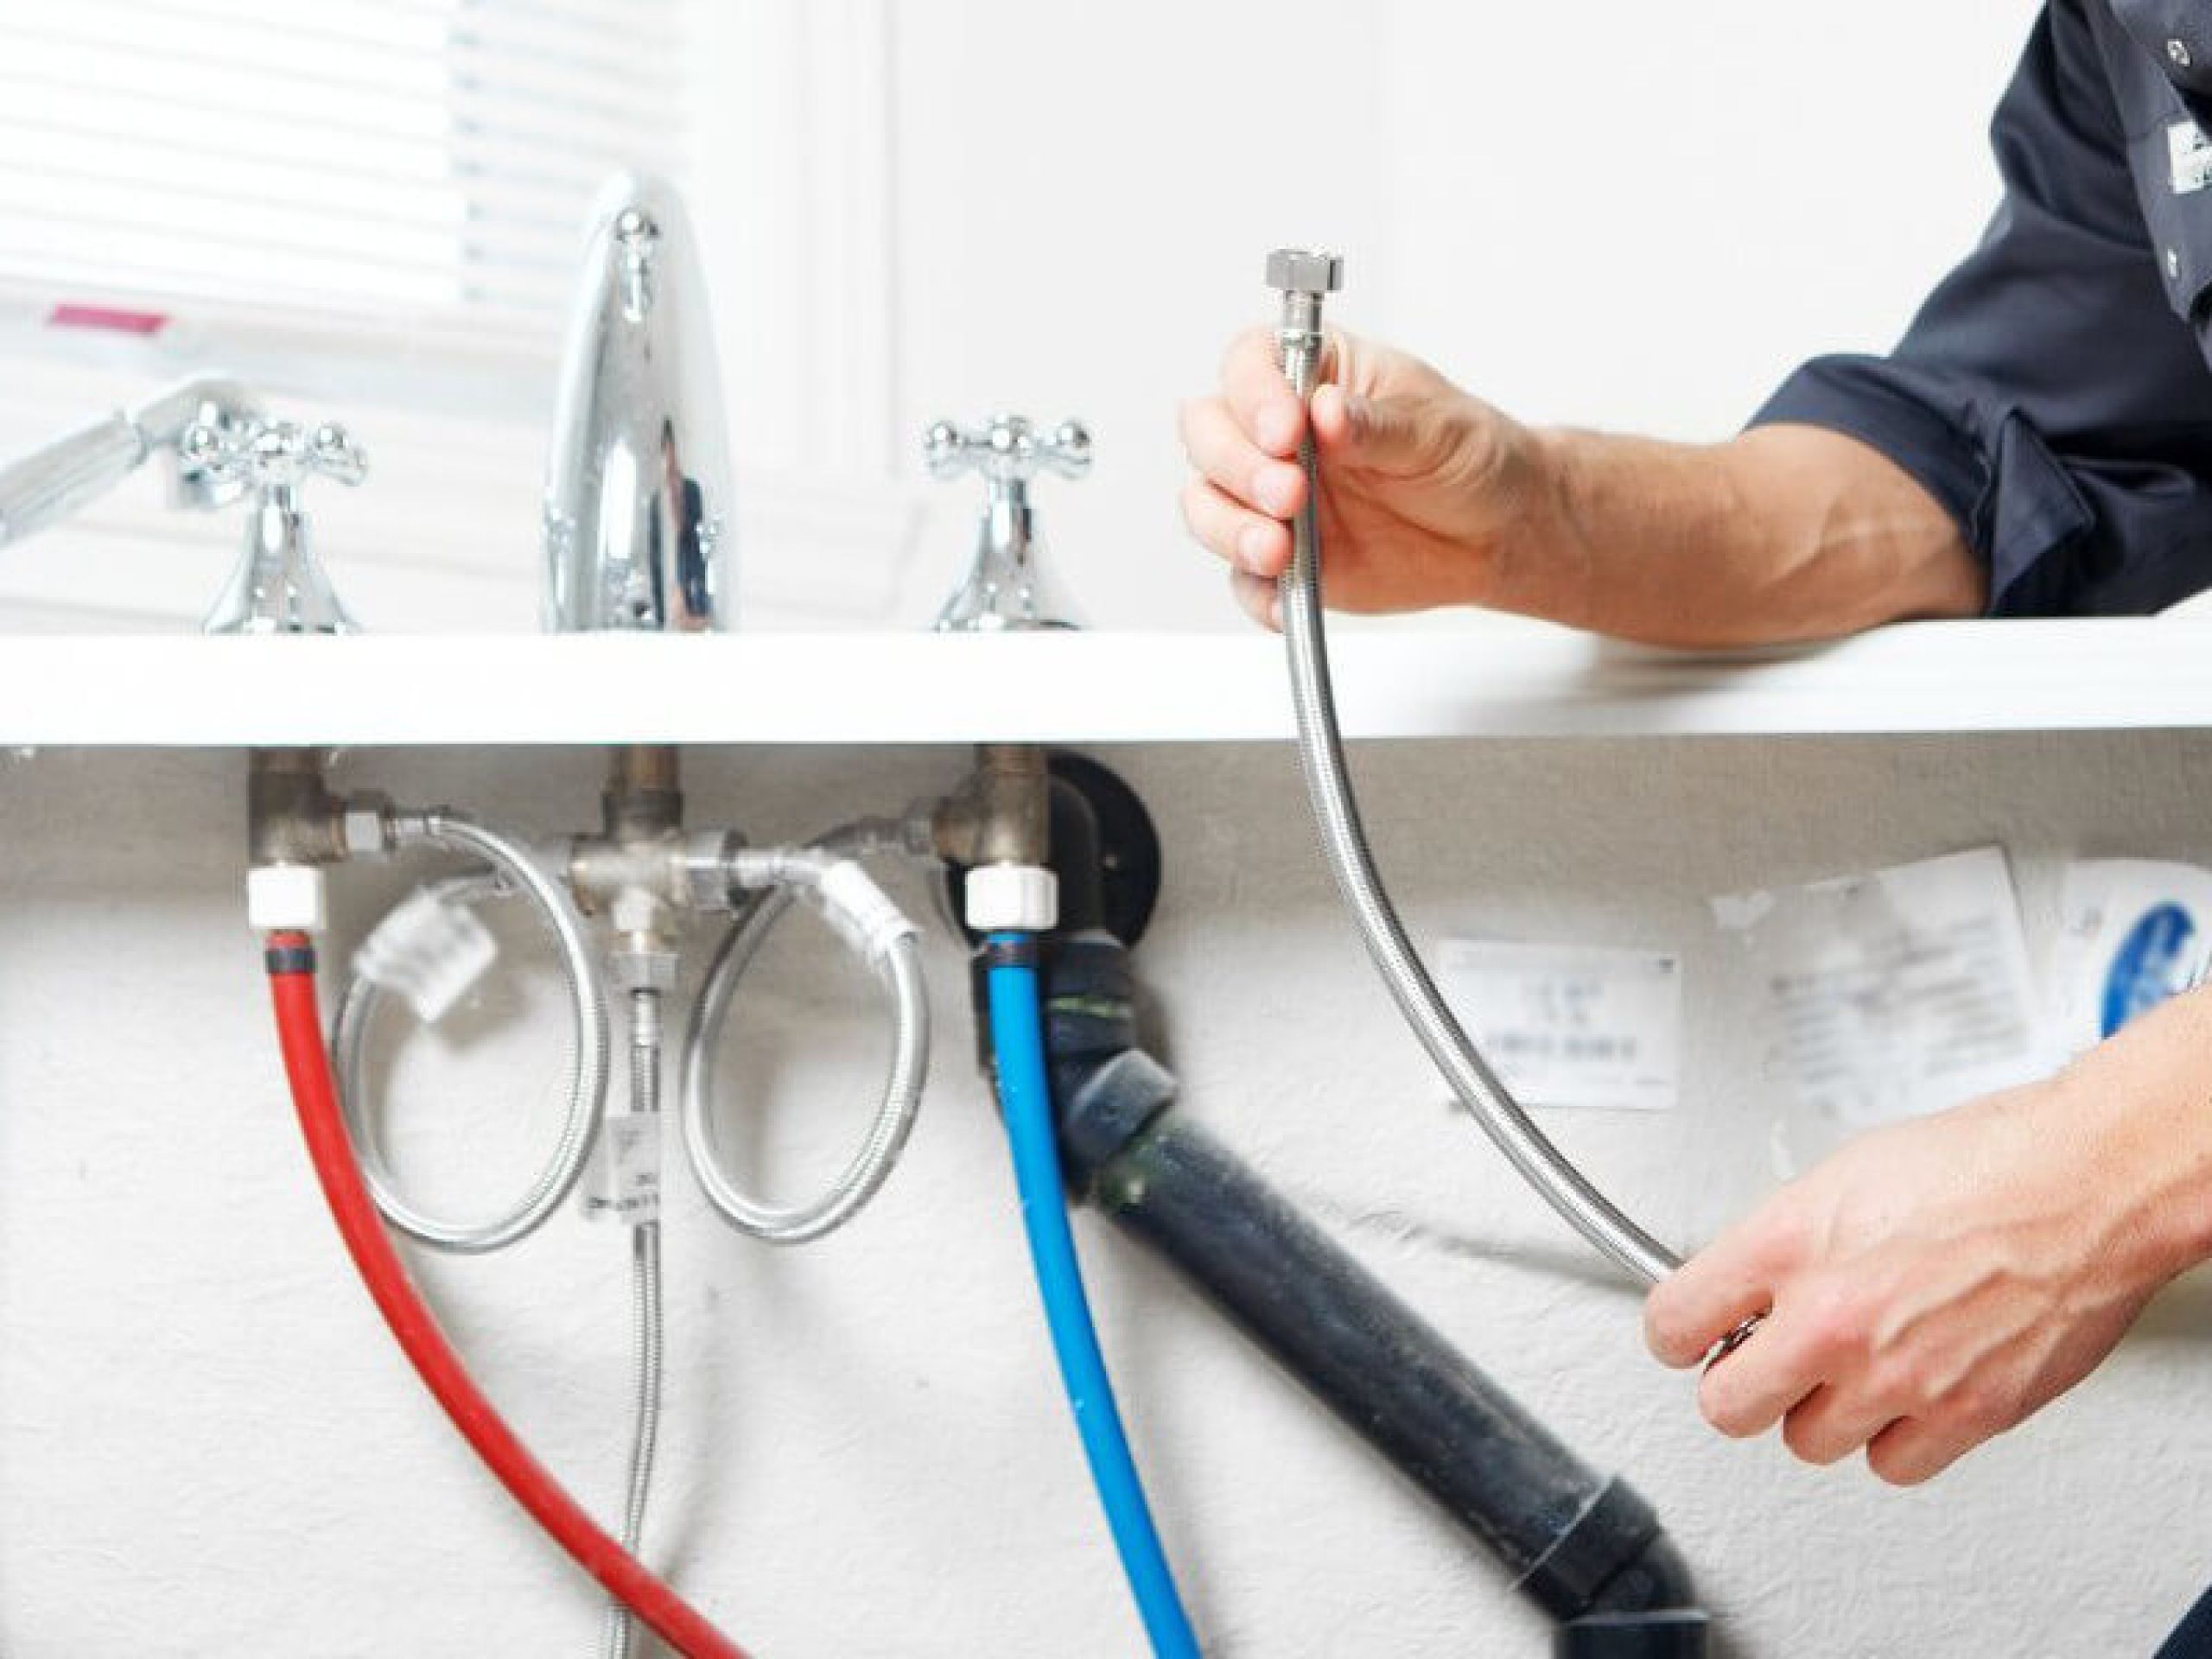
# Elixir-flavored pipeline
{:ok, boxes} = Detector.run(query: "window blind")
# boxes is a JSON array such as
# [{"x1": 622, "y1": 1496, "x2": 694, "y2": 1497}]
[{"x1": 0, "y1": 0, "x2": 687, "y2": 341}]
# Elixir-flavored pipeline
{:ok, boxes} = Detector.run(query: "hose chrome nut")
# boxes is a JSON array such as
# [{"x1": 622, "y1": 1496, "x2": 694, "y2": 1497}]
[
  {"x1": 1268, "y1": 248, "x2": 1343, "y2": 366},
  {"x1": 1265, "y1": 249, "x2": 1344, "y2": 296}
]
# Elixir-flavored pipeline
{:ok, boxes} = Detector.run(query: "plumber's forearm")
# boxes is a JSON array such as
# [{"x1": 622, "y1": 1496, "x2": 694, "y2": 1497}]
[
  {"x1": 1480, "y1": 423, "x2": 1986, "y2": 647},
  {"x1": 2067, "y1": 984, "x2": 2212, "y2": 1292}
]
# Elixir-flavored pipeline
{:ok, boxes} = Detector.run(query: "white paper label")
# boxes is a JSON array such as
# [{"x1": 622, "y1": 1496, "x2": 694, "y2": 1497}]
[
  {"x1": 1713, "y1": 847, "x2": 2048, "y2": 1135},
  {"x1": 352, "y1": 888, "x2": 498, "y2": 1025},
  {"x1": 2045, "y1": 858, "x2": 2212, "y2": 1058},
  {"x1": 1436, "y1": 940, "x2": 1681, "y2": 1112},
  {"x1": 582, "y1": 1111, "x2": 662, "y2": 1225}
]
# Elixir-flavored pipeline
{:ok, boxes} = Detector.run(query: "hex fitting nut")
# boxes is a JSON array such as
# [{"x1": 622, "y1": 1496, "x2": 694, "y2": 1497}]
[
  {"x1": 683, "y1": 830, "x2": 745, "y2": 912},
  {"x1": 341, "y1": 795, "x2": 393, "y2": 860},
  {"x1": 1266, "y1": 249, "x2": 1344, "y2": 294}
]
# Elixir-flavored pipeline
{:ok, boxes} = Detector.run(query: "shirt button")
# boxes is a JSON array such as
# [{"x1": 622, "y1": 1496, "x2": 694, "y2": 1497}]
[
  {"x1": 2174, "y1": 37, "x2": 2195, "y2": 67},
  {"x1": 2170, "y1": 246, "x2": 2184, "y2": 280}
]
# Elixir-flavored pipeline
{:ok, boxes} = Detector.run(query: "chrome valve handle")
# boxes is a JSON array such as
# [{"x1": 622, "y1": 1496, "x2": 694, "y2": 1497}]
[
  {"x1": 188, "y1": 415, "x2": 366, "y2": 636},
  {"x1": 179, "y1": 417, "x2": 367, "y2": 497},
  {"x1": 925, "y1": 414, "x2": 1092, "y2": 488},
  {"x1": 924, "y1": 414, "x2": 1090, "y2": 632}
]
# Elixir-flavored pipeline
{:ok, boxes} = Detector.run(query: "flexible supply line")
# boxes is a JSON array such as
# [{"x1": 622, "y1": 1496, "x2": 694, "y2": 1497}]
[
  {"x1": 1266, "y1": 251, "x2": 1679, "y2": 1287},
  {"x1": 682, "y1": 841, "x2": 928, "y2": 1244},
  {"x1": 329, "y1": 810, "x2": 611, "y2": 1255},
  {"x1": 330, "y1": 834, "x2": 666, "y2": 1656},
  {"x1": 603, "y1": 987, "x2": 667, "y2": 1659},
  {"x1": 983, "y1": 934, "x2": 1200, "y2": 1659},
  {"x1": 265, "y1": 934, "x2": 747, "y2": 1659}
]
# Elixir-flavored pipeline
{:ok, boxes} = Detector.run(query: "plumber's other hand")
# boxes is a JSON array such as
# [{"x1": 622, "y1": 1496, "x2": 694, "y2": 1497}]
[
  {"x1": 1643, "y1": 992, "x2": 2212, "y2": 1485},
  {"x1": 1179, "y1": 327, "x2": 1545, "y2": 630}
]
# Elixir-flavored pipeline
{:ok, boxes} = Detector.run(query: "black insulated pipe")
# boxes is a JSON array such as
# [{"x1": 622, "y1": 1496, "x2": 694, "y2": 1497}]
[{"x1": 1031, "y1": 776, "x2": 1707, "y2": 1656}]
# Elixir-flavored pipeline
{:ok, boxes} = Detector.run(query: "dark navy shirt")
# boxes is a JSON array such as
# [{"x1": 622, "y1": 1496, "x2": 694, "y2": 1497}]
[{"x1": 1752, "y1": 2, "x2": 2212, "y2": 613}]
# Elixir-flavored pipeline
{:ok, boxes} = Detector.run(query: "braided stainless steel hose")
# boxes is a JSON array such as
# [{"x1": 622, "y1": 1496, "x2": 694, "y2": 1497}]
[
  {"x1": 680, "y1": 838, "x2": 928, "y2": 1245},
  {"x1": 1266, "y1": 249, "x2": 1679, "y2": 1286},
  {"x1": 329, "y1": 810, "x2": 612, "y2": 1255},
  {"x1": 601, "y1": 987, "x2": 665, "y2": 1659}
]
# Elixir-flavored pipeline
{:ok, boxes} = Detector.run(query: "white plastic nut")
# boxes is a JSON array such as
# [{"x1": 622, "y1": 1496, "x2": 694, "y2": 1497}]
[
  {"x1": 963, "y1": 862, "x2": 1058, "y2": 932},
  {"x1": 247, "y1": 863, "x2": 328, "y2": 933}
]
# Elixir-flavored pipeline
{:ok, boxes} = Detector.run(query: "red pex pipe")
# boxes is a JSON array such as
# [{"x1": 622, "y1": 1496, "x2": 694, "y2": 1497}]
[{"x1": 265, "y1": 933, "x2": 747, "y2": 1659}]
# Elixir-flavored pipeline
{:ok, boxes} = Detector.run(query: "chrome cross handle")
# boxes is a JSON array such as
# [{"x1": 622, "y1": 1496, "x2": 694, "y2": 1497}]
[
  {"x1": 187, "y1": 415, "x2": 366, "y2": 636},
  {"x1": 925, "y1": 414, "x2": 1092, "y2": 488},
  {"x1": 924, "y1": 414, "x2": 1090, "y2": 632},
  {"x1": 180, "y1": 417, "x2": 368, "y2": 496}
]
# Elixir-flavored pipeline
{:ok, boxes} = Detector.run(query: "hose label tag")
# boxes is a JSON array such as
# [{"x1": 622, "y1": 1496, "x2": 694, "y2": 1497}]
[
  {"x1": 583, "y1": 1110, "x2": 661, "y2": 1225},
  {"x1": 1437, "y1": 939, "x2": 1681, "y2": 1112},
  {"x1": 353, "y1": 889, "x2": 498, "y2": 1024},
  {"x1": 1712, "y1": 846, "x2": 2047, "y2": 1166}
]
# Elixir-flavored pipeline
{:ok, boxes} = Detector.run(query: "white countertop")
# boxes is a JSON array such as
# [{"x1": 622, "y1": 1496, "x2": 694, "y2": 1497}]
[{"x1": 4, "y1": 618, "x2": 2207, "y2": 747}]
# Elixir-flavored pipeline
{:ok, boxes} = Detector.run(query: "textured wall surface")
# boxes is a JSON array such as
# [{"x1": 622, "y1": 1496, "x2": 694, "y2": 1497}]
[{"x1": 3, "y1": 734, "x2": 2210, "y2": 1657}]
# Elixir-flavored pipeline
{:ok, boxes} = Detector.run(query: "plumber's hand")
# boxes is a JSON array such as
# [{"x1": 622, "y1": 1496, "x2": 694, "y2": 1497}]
[
  {"x1": 1643, "y1": 991, "x2": 2212, "y2": 1485},
  {"x1": 1179, "y1": 327, "x2": 1544, "y2": 629}
]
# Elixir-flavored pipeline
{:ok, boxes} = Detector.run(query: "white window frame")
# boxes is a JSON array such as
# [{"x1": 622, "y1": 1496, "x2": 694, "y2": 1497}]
[{"x1": 0, "y1": 0, "x2": 919, "y2": 633}]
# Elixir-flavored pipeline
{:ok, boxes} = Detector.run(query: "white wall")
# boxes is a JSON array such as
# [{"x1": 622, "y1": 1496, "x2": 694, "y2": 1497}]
[
  {"x1": 888, "y1": 0, "x2": 2038, "y2": 630},
  {"x1": 3, "y1": 734, "x2": 2211, "y2": 1657}
]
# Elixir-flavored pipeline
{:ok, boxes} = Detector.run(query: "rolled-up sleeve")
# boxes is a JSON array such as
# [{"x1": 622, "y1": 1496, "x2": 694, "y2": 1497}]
[{"x1": 1751, "y1": 1, "x2": 2212, "y2": 615}]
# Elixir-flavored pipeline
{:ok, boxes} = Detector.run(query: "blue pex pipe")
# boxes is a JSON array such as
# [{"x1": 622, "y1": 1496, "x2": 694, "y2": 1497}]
[{"x1": 985, "y1": 936, "x2": 1201, "y2": 1658}]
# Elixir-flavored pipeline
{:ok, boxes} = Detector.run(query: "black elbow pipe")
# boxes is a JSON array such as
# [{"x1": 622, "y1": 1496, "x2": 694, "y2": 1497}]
[
  {"x1": 1046, "y1": 1034, "x2": 1706, "y2": 1654},
  {"x1": 1046, "y1": 774, "x2": 1110, "y2": 935},
  {"x1": 1027, "y1": 777, "x2": 1707, "y2": 1654}
]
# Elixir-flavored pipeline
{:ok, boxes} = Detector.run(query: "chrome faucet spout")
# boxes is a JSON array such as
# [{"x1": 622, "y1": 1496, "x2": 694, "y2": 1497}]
[{"x1": 543, "y1": 175, "x2": 734, "y2": 633}]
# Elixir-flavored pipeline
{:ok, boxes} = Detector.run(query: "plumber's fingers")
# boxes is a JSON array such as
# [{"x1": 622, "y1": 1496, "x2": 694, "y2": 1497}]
[
  {"x1": 1695, "y1": 1306, "x2": 1823, "y2": 1439},
  {"x1": 1230, "y1": 569, "x2": 1283, "y2": 632},
  {"x1": 1220, "y1": 326, "x2": 1311, "y2": 457},
  {"x1": 1865, "y1": 1417, "x2": 1968, "y2": 1488},
  {"x1": 1644, "y1": 1201, "x2": 1806, "y2": 1368},
  {"x1": 1181, "y1": 396, "x2": 1307, "y2": 518},
  {"x1": 1781, "y1": 1385, "x2": 1896, "y2": 1468},
  {"x1": 1310, "y1": 383, "x2": 1358, "y2": 452},
  {"x1": 1182, "y1": 476, "x2": 1291, "y2": 578},
  {"x1": 1646, "y1": 1252, "x2": 1780, "y2": 1370}
]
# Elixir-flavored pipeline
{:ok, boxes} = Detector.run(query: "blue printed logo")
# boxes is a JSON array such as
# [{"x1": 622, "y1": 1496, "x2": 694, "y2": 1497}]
[{"x1": 2102, "y1": 903, "x2": 2198, "y2": 1037}]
